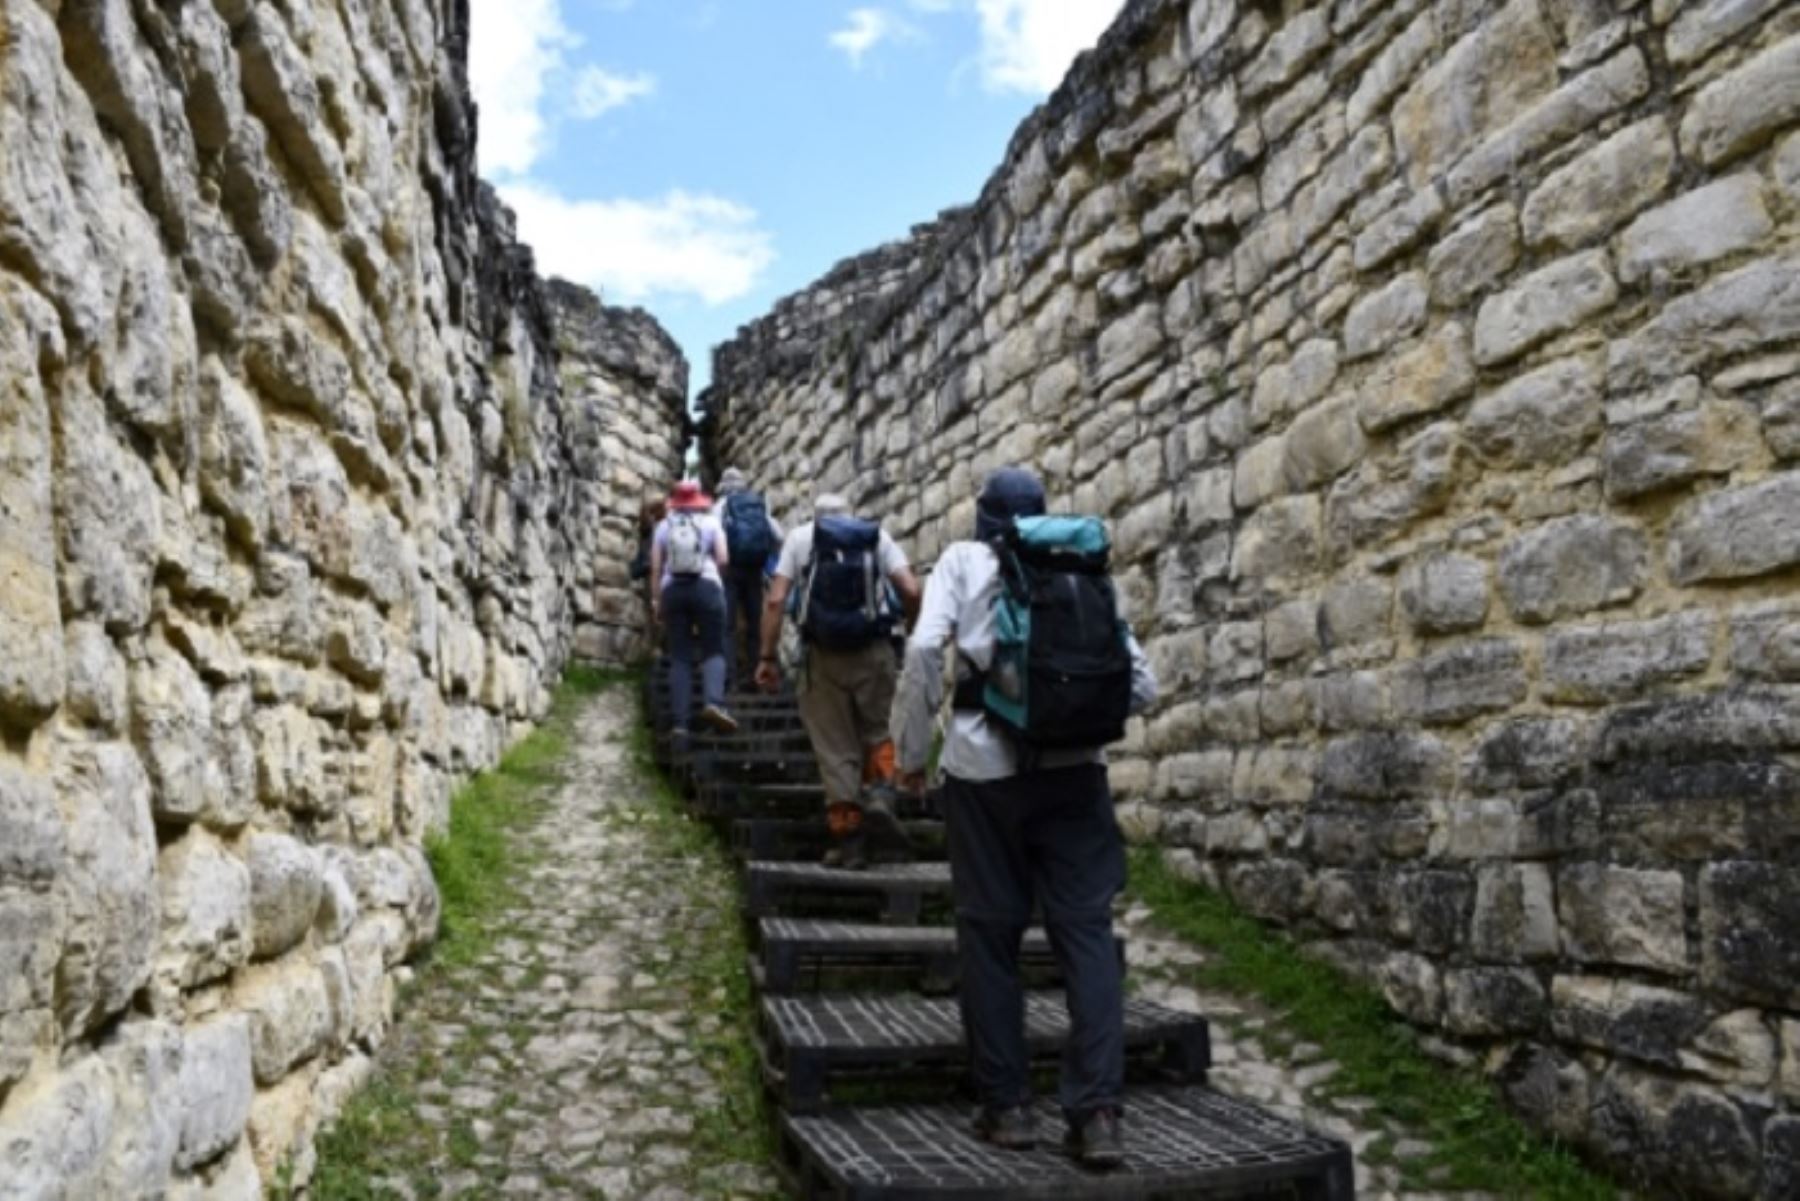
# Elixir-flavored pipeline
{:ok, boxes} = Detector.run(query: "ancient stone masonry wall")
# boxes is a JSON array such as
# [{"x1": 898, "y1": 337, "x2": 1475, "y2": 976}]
[
  {"x1": 703, "y1": 1, "x2": 1800, "y2": 1193},
  {"x1": 549, "y1": 281, "x2": 690, "y2": 665},
  {"x1": 0, "y1": 0, "x2": 685, "y2": 1194}
]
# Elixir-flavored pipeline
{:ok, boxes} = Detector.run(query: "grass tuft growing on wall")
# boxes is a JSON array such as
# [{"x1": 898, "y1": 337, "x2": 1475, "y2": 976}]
[{"x1": 1128, "y1": 846, "x2": 1618, "y2": 1201}]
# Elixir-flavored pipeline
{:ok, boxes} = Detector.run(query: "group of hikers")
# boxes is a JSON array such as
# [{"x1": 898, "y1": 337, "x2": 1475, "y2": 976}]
[{"x1": 633, "y1": 466, "x2": 1160, "y2": 1166}]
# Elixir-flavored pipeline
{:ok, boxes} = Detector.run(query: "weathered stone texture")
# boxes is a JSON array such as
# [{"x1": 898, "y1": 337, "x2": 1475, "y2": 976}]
[
  {"x1": 702, "y1": 0, "x2": 1800, "y2": 1192},
  {"x1": 0, "y1": 0, "x2": 688, "y2": 1187}
]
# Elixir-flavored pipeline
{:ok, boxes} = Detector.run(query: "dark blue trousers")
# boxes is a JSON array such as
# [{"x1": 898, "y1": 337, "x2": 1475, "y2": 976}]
[
  {"x1": 944, "y1": 763, "x2": 1126, "y2": 1123},
  {"x1": 661, "y1": 577, "x2": 726, "y2": 732}
]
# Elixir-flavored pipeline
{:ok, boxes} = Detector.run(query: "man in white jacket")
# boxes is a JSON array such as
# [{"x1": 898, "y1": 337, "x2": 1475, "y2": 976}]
[{"x1": 892, "y1": 467, "x2": 1158, "y2": 1167}]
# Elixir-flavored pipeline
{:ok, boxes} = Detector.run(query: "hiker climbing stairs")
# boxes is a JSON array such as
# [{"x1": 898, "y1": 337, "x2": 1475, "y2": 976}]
[{"x1": 646, "y1": 661, "x2": 1357, "y2": 1199}]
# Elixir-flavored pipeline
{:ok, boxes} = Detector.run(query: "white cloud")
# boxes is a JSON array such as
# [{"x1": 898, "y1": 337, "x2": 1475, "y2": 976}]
[
  {"x1": 469, "y1": 0, "x2": 575, "y2": 176},
  {"x1": 571, "y1": 66, "x2": 656, "y2": 118},
  {"x1": 829, "y1": 8, "x2": 917, "y2": 67},
  {"x1": 499, "y1": 183, "x2": 775, "y2": 305},
  {"x1": 972, "y1": 0, "x2": 1124, "y2": 94}
]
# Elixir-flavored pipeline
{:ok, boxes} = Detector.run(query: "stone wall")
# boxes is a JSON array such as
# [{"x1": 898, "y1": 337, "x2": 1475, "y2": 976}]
[
  {"x1": 0, "y1": 0, "x2": 684, "y2": 1194},
  {"x1": 702, "y1": 0, "x2": 1800, "y2": 1193}
]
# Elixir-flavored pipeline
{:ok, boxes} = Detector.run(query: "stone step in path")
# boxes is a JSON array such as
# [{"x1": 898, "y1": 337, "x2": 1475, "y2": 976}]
[
  {"x1": 649, "y1": 676, "x2": 1360, "y2": 1200},
  {"x1": 760, "y1": 992, "x2": 1211, "y2": 1111}
]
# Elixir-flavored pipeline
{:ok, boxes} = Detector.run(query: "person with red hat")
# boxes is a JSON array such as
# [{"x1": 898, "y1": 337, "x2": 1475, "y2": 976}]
[{"x1": 650, "y1": 480, "x2": 738, "y2": 745}]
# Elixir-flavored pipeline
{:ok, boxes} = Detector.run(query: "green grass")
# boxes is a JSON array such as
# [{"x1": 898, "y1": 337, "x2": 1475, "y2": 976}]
[{"x1": 1128, "y1": 847, "x2": 1618, "y2": 1201}]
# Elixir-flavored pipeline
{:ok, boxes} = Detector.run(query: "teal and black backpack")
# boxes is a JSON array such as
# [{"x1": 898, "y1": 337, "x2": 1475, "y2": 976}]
[{"x1": 976, "y1": 515, "x2": 1134, "y2": 750}]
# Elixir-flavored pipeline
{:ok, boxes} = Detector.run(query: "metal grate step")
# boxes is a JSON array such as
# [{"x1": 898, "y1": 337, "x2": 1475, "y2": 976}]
[
  {"x1": 763, "y1": 993, "x2": 1209, "y2": 1111},
  {"x1": 778, "y1": 1084, "x2": 1354, "y2": 1200},
  {"x1": 748, "y1": 862, "x2": 954, "y2": 923},
  {"x1": 734, "y1": 817, "x2": 947, "y2": 861},
  {"x1": 755, "y1": 920, "x2": 1125, "y2": 995}
]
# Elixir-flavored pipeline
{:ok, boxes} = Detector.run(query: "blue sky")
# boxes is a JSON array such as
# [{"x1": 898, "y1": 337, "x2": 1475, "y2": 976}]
[{"x1": 468, "y1": 0, "x2": 1125, "y2": 393}]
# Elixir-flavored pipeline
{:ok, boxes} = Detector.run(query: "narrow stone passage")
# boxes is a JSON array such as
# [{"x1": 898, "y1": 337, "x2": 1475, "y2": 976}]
[{"x1": 340, "y1": 686, "x2": 780, "y2": 1200}]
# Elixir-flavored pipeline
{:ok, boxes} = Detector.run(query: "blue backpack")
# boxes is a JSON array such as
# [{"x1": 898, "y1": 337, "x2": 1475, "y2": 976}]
[
  {"x1": 983, "y1": 516, "x2": 1133, "y2": 750},
  {"x1": 799, "y1": 516, "x2": 895, "y2": 651},
  {"x1": 722, "y1": 491, "x2": 775, "y2": 565}
]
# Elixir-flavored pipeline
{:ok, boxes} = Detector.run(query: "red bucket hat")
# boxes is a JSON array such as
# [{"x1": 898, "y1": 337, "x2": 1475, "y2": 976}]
[{"x1": 668, "y1": 480, "x2": 712, "y2": 511}]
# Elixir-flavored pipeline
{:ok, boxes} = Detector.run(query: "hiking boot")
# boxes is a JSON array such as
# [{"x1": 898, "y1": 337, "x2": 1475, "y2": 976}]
[
  {"x1": 974, "y1": 1106, "x2": 1036, "y2": 1150},
  {"x1": 1064, "y1": 1107, "x2": 1125, "y2": 1169},
  {"x1": 821, "y1": 831, "x2": 867, "y2": 871},
  {"x1": 858, "y1": 783, "x2": 913, "y2": 861},
  {"x1": 699, "y1": 704, "x2": 739, "y2": 734}
]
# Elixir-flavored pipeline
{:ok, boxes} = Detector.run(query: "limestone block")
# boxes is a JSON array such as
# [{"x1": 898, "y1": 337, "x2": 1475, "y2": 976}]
[
  {"x1": 238, "y1": 4, "x2": 349, "y2": 222},
  {"x1": 1496, "y1": 1043, "x2": 1590, "y2": 1146},
  {"x1": 0, "y1": 284, "x2": 63, "y2": 732},
  {"x1": 1094, "y1": 304, "x2": 1161, "y2": 388},
  {"x1": 1608, "y1": 255, "x2": 1800, "y2": 389},
  {"x1": 1778, "y1": 129, "x2": 1800, "y2": 209},
  {"x1": 1317, "y1": 671, "x2": 1388, "y2": 731},
  {"x1": 1378, "y1": 950, "x2": 1443, "y2": 1024},
  {"x1": 1473, "y1": 250, "x2": 1617, "y2": 366},
  {"x1": 155, "y1": 828, "x2": 252, "y2": 992},
  {"x1": 60, "y1": 623, "x2": 125, "y2": 733},
  {"x1": 54, "y1": 738, "x2": 159, "y2": 1039},
  {"x1": 1261, "y1": 102, "x2": 1344, "y2": 210},
  {"x1": 1444, "y1": 968, "x2": 1546, "y2": 1037},
  {"x1": 1153, "y1": 750, "x2": 1231, "y2": 802},
  {"x1": 251, "y1": 705, "x2": 332, "y2": 814},
  {"x1": 1146, "y1": 628, "x2": 1208, "y2": 693},
  {"x1": 1681, "y1": 1009, "x2": 1778, "y2": 1090},
  {"x1": 1543, "y1": 612, "x2": 1714, "y2": 705},
  {"x1": 1343, "y1": 272, "x2": 1427, "y2": 361},
  {"x1": 1250, "y1": 338, "x2": 1339, "y2": 429},
  {"x1": 1320, "y1": 575, "x2": 1393, "y2": 651},
  {"x1": 1241, "y1": 7, "x2": 1329, "y2": 98},
  {"x1": 56, "y1": 383, "x2": 160, "y2": 632},
  {"x1": 1395, "y1": 639, "x2": 1528, "y2": 726},
  {"x1": 1467, "y1": 716, "x2": 1590, "y2": 792},
  {"x1": 1766, "y1": 376, "x2": 1800, "y2": 461},
  {"x1": 1325, "y1": 421, "x2": 1460, "y2": 550},
  {"x1": 1557, "y1": 863, "x2": 1687, "y2": 973},
  {"x1": 1231, "y1": 495, "x2": 1322, "y2": 583},
  {"x1": 1550, "y1": 975, "x2": 1708, "y2": 1067},
  {"x1": 229, "y1": 955, "x2": 332, "y2": 1085},
  {"x1": 1700, "y1": 861, "x2": 1800, "y2": 1007},
  {"x1": 1472, "y1": 864, "x2": 1560, "y2": 962},
  {"x1": 245, "y1": 1058, "x2": 321, "y2": 1184},
  {"x1": 1232, "y1": 435, "x2": 1288, "y2": 511},
  {"x1": 0, "y1": 1054, "x2": 115, "y2": 1197},
  {"x1": 1358, "y1": 323, "x2": 1475, "y2": 433},
  {"x1": 0, "y1": 887, "x2": 60, "y2": 1094},
  {"x1": 197, "y1": 359, "x2": 271, "y2": 547},
  {"x1": 1730, "y1": 601, "x2": 1800, "y2": 682},
  {"x1": 1604, "y1": 398, "x2": 1764, "y2": 500},
  {"x1": 1264, "y1": 597, "x2": 1320, "y2": 663},
  {"x1": 1208, "y1": 622, "x2": 1264, "y2": 686},
  {"x1": 1784, "y1": 1019, "x2": 1800, "y2": 1105},
  {"x1": 1444, "y1": 49, "x2": 1651, "y2": 208},
  {"x1": 246, "y1": 833, "x2": 323, "y2": 961},
  {"x1": 1319, "y1": 731, "x2": 1453, "y2": 800},
  {"x1": 1498, "y1": 514, "x2": 1646, "y2": 624},
  {"x1": 1282, "y1": 393, "x2": 1364, "y2": 492},
  {"x1": 1666, "y1": 471, "x2": 1800, "y2": 584},
  {"x1": 131, "y1": 640, "x2": 216, "y2": 824},
  {"x1": 1346, "y1": 7, "x2": 1436, "y2": 127},
  {"x1": 1399, "y1": 553, "x2": 1490, "y2": 634},
  {"x1": 1392, "y1": 0, "x2": 1558, "y2": 185},
  {"x1": 1428, "y1": 204, "x2": 1519, "y2": 310},
  {"x1": 1616, "y1": 173, "x2": 1774, "y2": 287},
  {"x1": 1665, "y1": 0, "x2": 1787, "y2": 64},
  {"x1": 1232, "y1": 746, "x2": 1316, "y2": 807},
  {"x1": 1520, "y1": 117, "x2": 1674, "y2": 250},
  {"x1": 1678, "y1": 33, "x2": 1800, "y2": 166}
]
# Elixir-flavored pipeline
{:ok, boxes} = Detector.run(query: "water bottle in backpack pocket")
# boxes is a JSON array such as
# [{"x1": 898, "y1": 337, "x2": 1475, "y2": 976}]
[
  {"x1": 984, "y1": 515, "x2": 1133, "y2": 750},
  {"x1": 798, "y1": 516, "x2": 895, "y2": 651},
  {"x1": 665, "y1": 512, "x2": 708, "y2": 577}
]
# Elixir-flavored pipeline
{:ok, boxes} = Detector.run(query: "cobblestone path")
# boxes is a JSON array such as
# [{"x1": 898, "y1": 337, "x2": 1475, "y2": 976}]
[{"x1": 353, "y1": 687, "x2": 780, "y2": 1200}]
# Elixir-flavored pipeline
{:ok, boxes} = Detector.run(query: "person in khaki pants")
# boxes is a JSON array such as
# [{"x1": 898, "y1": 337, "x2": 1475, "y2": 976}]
[{"x1": 755, "y1": 494, "x2": 921, "y2": 867}]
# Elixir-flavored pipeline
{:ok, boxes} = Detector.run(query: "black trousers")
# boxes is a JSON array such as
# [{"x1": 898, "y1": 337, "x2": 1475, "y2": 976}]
[
  {"x1": 723, "y1": 565, "x2": 766, "y2": 679},
  {"x1": 943, "y1": 763, "x2": 1126, "y2": 1123}
]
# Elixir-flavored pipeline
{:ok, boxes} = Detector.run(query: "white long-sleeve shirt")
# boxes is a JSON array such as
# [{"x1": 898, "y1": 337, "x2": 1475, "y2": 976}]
[{"x1": 892, "y1": 541, "x2": 1158, "y2": 782}]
